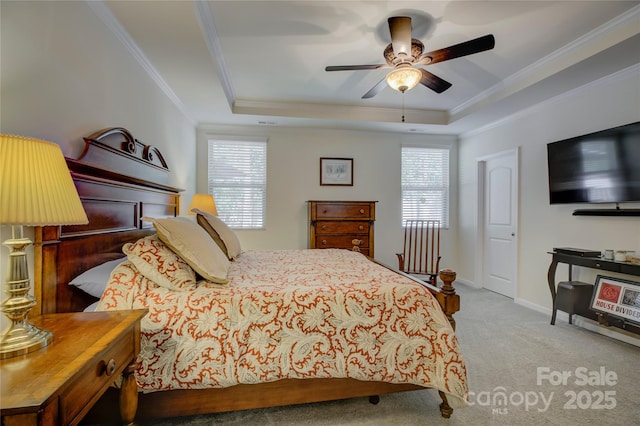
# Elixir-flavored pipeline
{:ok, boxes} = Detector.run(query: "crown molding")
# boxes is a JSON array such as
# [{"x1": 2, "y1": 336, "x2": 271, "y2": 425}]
[
  {"x1": 461, "y1": 63, "x2": 640, "y2": 139},
  {"x1": 86, "y1": 0, "x2": 196, "y2": 125},
  {"x1": 452, "y1": 4, "x2": 640, "y2": 121},
  {"x1": 193, "y1": 0, "x2": 235, "y2": 109},
  {"x1": 233, "y1": 99, "x2": 449, "y2": 125}
]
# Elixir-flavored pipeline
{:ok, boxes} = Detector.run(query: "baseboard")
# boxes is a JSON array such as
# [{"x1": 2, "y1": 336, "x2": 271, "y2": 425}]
[
  {"x1": 573, "y1": 317, "x2": 640, "y2": 347},
  {"x1": 460, "y1": 282, "x2": 640, "y2": 346},
  {"x1": 514, "y1": 297, "x2": 548, "y2": 314},
  {"x1": 514, "y1": 299, "x2": 640, "y2": 347},
  {"x1": 454, "y1": 278, "x2": 479, "y2": 288}
]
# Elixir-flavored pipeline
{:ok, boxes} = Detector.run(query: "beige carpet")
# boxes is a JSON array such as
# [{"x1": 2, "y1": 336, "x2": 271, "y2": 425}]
[{"x1": 138, "y1": 284, "x2": 639, "y2": 426}]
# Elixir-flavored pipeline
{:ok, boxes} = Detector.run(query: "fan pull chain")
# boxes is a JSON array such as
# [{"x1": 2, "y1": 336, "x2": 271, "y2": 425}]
[{"x1": 401, "y1": 90, "x2": 406, "y2": 123}]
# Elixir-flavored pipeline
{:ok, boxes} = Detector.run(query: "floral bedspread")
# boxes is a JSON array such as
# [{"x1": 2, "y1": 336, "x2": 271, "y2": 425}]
[{"x1": 97, "y1": 249, "x2": 468, "y2": 407}]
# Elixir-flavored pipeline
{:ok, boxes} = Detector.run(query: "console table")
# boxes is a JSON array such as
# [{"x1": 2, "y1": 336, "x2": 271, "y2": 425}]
[{"x1": 548, "y1": 251, "x2": 640, "y2": 327}]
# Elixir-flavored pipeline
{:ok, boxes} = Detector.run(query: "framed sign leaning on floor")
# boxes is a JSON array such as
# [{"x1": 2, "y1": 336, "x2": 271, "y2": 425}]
[{"x1": 590, "y1": 275, "x2": 640, "y2": 324}]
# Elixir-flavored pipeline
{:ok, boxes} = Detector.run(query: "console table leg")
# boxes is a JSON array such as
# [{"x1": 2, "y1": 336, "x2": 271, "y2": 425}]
[{"x1": 548, "y1": 258, "x2": 559, "y2": 325}]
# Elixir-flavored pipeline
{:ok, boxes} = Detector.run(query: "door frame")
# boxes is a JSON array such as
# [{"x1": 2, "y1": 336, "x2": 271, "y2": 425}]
[{"x1": 475, "y1": 147, "x2": 520, "y2": 296}]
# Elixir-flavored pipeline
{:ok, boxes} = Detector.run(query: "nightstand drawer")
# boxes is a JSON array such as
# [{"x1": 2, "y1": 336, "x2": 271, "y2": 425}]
[
  {"x1": 316, "y1": 235, "x2": 369, "y2": 249},
  {"x1": 314, "y1": 203, "x2": 372, "y2": 219},
  {"x1": 315, "y1": 221, "x2": 370, "y2": 234},
  {"x1": 59, "y1": 325, "x2": 135, "y2": 425}
]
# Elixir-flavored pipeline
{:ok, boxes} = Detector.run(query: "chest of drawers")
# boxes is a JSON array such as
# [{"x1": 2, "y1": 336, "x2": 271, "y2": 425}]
[{"x1": 308, "y1": 200, "x2": 377, "y2": 257}]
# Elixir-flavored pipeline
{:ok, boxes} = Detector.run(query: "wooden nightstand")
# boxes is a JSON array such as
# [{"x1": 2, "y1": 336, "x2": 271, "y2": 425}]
[{"x1": 1, "y1": 310, "x2": 146, "y2": 426}]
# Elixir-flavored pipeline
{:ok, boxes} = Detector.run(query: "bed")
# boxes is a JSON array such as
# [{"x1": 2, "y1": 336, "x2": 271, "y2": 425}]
[{"x1": 34, "y1": 128, "x2": 468, "y2": 423}]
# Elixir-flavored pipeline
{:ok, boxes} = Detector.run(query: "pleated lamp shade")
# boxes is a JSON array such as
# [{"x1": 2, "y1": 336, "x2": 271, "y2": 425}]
[
  {"x1": 0, "y1": 134, "x2": 88, "y2": 226},
  {"x1": 188, "y1": 193, "x2": 218, "y2": 216}
]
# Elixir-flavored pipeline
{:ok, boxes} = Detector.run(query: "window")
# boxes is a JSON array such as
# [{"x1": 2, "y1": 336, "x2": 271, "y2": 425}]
[
  {"x1": 401, "y1": 146, "x2": 450, "y2": 228},
  {"x1": 207, "y1": 137, "x2": 267, "y2": 229}
]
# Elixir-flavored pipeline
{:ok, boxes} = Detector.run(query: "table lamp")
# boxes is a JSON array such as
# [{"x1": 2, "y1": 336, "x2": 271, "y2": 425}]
[
  {"x1": 187, "y1": 193, "x2": 218, "y2": 216},
  {"x1": 0, "y1": 134, "x2": 88, "y2": 359}
]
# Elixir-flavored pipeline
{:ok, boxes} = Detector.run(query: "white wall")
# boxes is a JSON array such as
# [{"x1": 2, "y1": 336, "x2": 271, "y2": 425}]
[
  {"x1": 458, "y1": 67, "x2": 640, "y2": 313},
  {"x1": 0, "y1": 1, "x2": 196, "y2": 324},
  {"x1": 0, "y1": 1, "x2": 458, "y2": 328},
  {"x1": 1, "y1": 1, "x2": 195, "y2": 189},
  {"x1": 197, "y1": 125, "x2": 459, "y2": 269},
  {"x1": 4, "y1": 1, "x2": 637, "y2": 330}
]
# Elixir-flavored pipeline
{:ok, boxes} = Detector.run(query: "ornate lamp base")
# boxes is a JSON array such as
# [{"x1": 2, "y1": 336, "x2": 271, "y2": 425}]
[
  {"x1": 0, "y1": 322, "x2": 52, "y2": 359},
  {"x1": 0, "y1": 225, "x2": 53, "y2": 359}
]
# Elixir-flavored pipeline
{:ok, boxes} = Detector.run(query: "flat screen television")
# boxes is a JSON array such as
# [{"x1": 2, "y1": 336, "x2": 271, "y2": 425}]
[{"x1": 547, "y1": 121, "x2": 640, "y2": 205}]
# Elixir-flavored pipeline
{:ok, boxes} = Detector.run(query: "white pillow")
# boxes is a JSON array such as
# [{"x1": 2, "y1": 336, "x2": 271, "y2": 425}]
[
  {"x1": 84, "y1": 301, "x2": 100, "y2": 312},
  {"x1": 142, "y1": 216, "x2": 230, "y2": 285},
  {"x1": 69, "y1": 258, "x2": 126, "y2": 298},
  {"x1": 192, "y1": 208, "x2": 242, "y2": 260}
]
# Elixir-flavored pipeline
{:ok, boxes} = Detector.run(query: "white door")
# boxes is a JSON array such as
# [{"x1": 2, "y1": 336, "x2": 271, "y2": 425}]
[{"x1": 482, "y1": 150, "x2": 518, "y2": 298}]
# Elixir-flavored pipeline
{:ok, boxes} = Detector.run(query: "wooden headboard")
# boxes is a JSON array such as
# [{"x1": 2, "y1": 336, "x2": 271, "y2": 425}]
[{"x1": 34, "y1": 128, "x2": 182, "y2": 314}]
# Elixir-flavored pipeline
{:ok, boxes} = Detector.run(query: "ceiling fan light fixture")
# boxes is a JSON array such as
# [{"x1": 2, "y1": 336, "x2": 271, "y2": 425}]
[{"x1": 386, "y1": 66, "x2": 422, "y2": 93}]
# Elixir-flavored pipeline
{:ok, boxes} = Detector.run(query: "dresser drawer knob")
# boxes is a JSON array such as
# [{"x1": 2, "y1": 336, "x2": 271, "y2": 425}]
[
  {"x1": 359, "y1": 209, "x2": 365, "y2": 214},
  {"x1": 359, "y1": 225, "x2": 364, "y2": 230},
  {"x1": 321, "y1": 240, "x2": 327, "y2": 245},
  {"x1": 321, "y1": 225, "x2": 327, "y2": 230},
  {"x1": 104, "y1": 359, "x2": 117, "y2": 376}
]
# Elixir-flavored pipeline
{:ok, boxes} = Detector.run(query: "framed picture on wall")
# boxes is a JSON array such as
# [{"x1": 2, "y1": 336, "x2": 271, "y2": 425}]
[{"x1": 320, "y1": 157, "x2": 353, "y2": 186}]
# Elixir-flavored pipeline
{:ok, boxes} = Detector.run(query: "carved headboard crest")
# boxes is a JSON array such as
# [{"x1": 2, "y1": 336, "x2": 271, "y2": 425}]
[
  {"x1": 75, "y1": 127, "x2": 171, "y2": 189},
  {"x1": 36, "y1": 127, "x2": 182, "y2": 314}
]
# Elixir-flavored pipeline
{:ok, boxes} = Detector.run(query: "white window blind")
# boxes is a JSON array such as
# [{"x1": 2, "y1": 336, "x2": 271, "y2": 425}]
[
  {"x1": 207, "y1": 138, "x2": 266, "y2": 229},
  {"x1": 401, "y1": 146, "x2": 450, "y2": 228}
]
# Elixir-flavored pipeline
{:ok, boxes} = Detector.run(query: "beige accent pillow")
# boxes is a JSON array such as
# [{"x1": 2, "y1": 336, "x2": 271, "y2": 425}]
[
  {"x1": 195, "y1": 215, "x2": 228, "y2": 258},
  {"x1": 142, "y1": 216, "x2": 230, "y2": 285},
  {"x1": 192, "y1": 209, "x2": 242, "y2": 260}
]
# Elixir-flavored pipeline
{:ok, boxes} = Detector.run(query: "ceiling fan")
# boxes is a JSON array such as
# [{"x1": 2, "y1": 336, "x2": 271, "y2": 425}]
[{"x1": 325, "y1": 16, "x2": 495, "y2": 99}]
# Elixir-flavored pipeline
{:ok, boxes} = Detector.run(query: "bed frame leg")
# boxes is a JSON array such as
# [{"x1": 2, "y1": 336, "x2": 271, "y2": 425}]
[
  {"x1": 368, "y1": 395, "x2": 380, "y2": 405},
  {"x1": 438, "y1": 390, "x2": 453, "y2": 418},
  {"x1": 437, "y1": 269, "x2": 459, "y2": 331}
]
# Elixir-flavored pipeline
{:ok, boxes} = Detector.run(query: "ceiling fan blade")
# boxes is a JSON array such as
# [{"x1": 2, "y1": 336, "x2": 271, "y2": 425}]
[
  {"x1": 416, "y1": 34, "x2": 495, "y2": 66},
  {"x1": 325, "y1": 64, "x2": 387, "y2": 71},
  {"x1": 419, "y1": 69, "x2": 452, "y2": 93},
  {"x1": 388, "y1": 16, "x2": 412, "y2": 58},
  {"x1": 362, "y1": 78, "x2": 387, "y2": 99}
]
